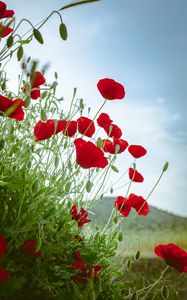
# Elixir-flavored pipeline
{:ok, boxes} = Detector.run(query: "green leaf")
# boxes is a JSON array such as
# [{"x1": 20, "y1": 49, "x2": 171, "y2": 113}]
[
  {"x1": 59, "y1": 23, "x2": 68, "y2": 40},
  {"x1": 59, "y1": 0, "x2": 100, "y2": 11},
  {"x1": 111, "y1": 165, "x2": 119, "y2": 173},
  {"x1": 33, "y1": 28, "x2": 44, "y2": 44},
  {"x1": 6, "y1": 35, "x2": 14, "y2": 48},
  {"x1": 40, "y1": 108, "x2": 47, "y2": 121},
  {"x1": 17, "y1": 46, "x2": 23, "y2": 61}
]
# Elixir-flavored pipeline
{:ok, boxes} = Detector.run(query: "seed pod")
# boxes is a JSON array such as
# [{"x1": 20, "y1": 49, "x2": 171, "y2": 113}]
[
  {"x1": 59, "y1": 23, "x2": 68, "y2": 40},
  {"x1": 6, "y1": 35, "x2": 14, "y2": 48},
  {"x1": 40, "y1": 108, "x2": 47, "y2": 122},
  {"x1": 33, "y1": 28, "x2": 44, "y2": 44},
  {"x1": 163, "y1": 162, "x2": 169, "y2": 172},
  {"x1": 24, "y1": 96, "x2": 30, "y2": 108},
  {"x1": 111, "y1": 165, "x2": 119, "y2": 173},
  {"x1": 135, "y1": 250, "x2": 140, "y2": 260},
  {"x1": 65, "y1": 182, "x2": 71, "y2": 193},
  {"x1": 54, "y1": 156, "x2": 59, "y2": 169},
  {"x1": 161, "y1": 285, "x2": 169, "y2": 300},
  {"x1": 96, "y1": 137, "x2": 103, "y2": 148},
  {"x1": 115, "y1": 144, "x2": 120, "y2": 154},
  {"x1": 41, "y1": 91, "x2": 47, "y2": 99},
  {"x1": 1, "y1": 81, "x2": 6, "y2": 90},
  {"x1": 17, "y1": 46, "x2": 23, "y2": 61},
  {"x1": 35, "y1": 238, "x2": 42, "y2": 252},
  {"x1": 86, "y1": 180, "x2": 93, "y2": 193},
  {"x1": 113, "y1": 215, "x2": 118, "y2": 224},
  {"x1": 130, "y1": 292, "x2": 137, "y2": 300},
  {"x1": 118, "y1": 232, "x2": 123, "y2": 241},
  {"x1": 126, "y1": 259, "x2": 131, "y2": 270},
  {"x1": 32, "y1": 180, "x2": 39, "y2": 193}
]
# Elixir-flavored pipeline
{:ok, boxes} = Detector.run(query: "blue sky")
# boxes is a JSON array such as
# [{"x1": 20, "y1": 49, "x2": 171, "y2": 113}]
[{"x1": 4, "y1": 0, "x2": 187, "y2": 216}]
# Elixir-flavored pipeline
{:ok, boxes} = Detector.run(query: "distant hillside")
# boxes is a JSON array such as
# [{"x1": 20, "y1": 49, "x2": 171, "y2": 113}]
[{"x1": 92, "y1": 197, "x2": 187, "y2": 231}]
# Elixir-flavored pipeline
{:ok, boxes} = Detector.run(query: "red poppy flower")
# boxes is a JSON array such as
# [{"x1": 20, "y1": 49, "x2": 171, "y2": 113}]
[
  {"x1": 75, "y1": 235, "x2": 84, "y2": 243},
  {"x1": 34, "y1": 120, "x2": 55, "y2": 141},
  {"x1": 72, "y1": 252, "x2": 103, "y2": 284},
  {"x1": 72, "y1": 251, "x2": 86, "y2": 272},
  {"x1": 0, "y1": 267, "x2": 9, "y2": 283},
  {"x1": 0, "y1": 24, "x2": 13, "y2": 38},
  {"x1": 62, "y1": 120, "x2": 77, "y2": 137},
  {"x1": 0, "y1": 236, "x2": 7, "y2": 259},
  {"x1": 0, "y1": 2, "x2": 14, "y2": 19},
  {"x1": 55, "y1": 119, "x2": 77, "y2": 137},
  {"x1": 114, "y1": 194, "x2": 149, "y2": 217},
  {"x1": 30, "y1": 72, "x2": 46, "y2": 100},
  {"x1": 20, "y1": 239, "x2": 42, "y2": 257},
  {"x1": 129, "y1": 168, "x2": 144, "y2": 183},
  {"x1": 87, "y1": 265, "x2": 103, "y2": 280},
  {"x1": 97, "y1": 78, "x2": 125, "y2": 100},
  {"x1": 114, "y1": 196, "x2": 132, "y2": 217},
  {"x1": 97, "y1": 113, "x2": 113, "y2": 127},
  {"x1": 77, "y1": 116, "x2": 95, "y2": 137},
  {"x1": 74, "y1": 138, "x2": 108, "y2": 169},
  {"x1": 102, "y1": 138, "x2": 128, "y2": 154},
  {"x1": 128, "y1": 145, "x2": 147, "y2": 158},
  {"x1": 103, "y1": 123, "x2": 122, "y2": 139},
  {"x1": 70, "y1": 205, "x2": 91, "y2": 228},
  {"x1": 129, "y1": 194, "x2": 149, "y2": 216},
  {"x1": 0, "y1": 95, "x2": 24, "y2": 121},
  {"x1": 154, "y1": 243, "x2": 187, "y2": 272},
  {"x1": 0, "y1": 236, "x2": 10, "y2": 283}
]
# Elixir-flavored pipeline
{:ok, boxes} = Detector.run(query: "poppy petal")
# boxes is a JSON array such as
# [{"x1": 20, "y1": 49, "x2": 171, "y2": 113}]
[
  {"x1": 128, "y1": 145, "x2": 147, "y2": 158},
  {"x1": 97, "y1": 78, "x2": 125, "y2": 100}
]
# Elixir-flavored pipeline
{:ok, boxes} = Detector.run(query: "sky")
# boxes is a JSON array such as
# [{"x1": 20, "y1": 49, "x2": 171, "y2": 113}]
[{"x1": 4, "y1": 0, "x2": 187, "y2": 216}]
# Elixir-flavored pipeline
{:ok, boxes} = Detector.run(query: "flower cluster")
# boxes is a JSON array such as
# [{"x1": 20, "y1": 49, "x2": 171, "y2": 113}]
[
  {"x1": 0, "y1": 1, "x2": 14, "y2": 38},
  {"x1": 70, "y1": 205, "x2": 91, "y2": 228},
  {"x1": 0, "y1": 4, "x2": 186, "y2": 299},
  {"x1": 0, "y1": 236, "x2": 41, "y2": 283}
]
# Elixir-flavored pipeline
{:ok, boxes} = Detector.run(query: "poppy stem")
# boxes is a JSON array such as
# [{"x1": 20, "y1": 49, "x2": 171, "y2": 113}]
[
  {"x1": 146, "y1": 170, "x2": 164, "y2": 200},
  {"x1": 138, "y1": 265, "x2": 169, "y2": 297}
]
